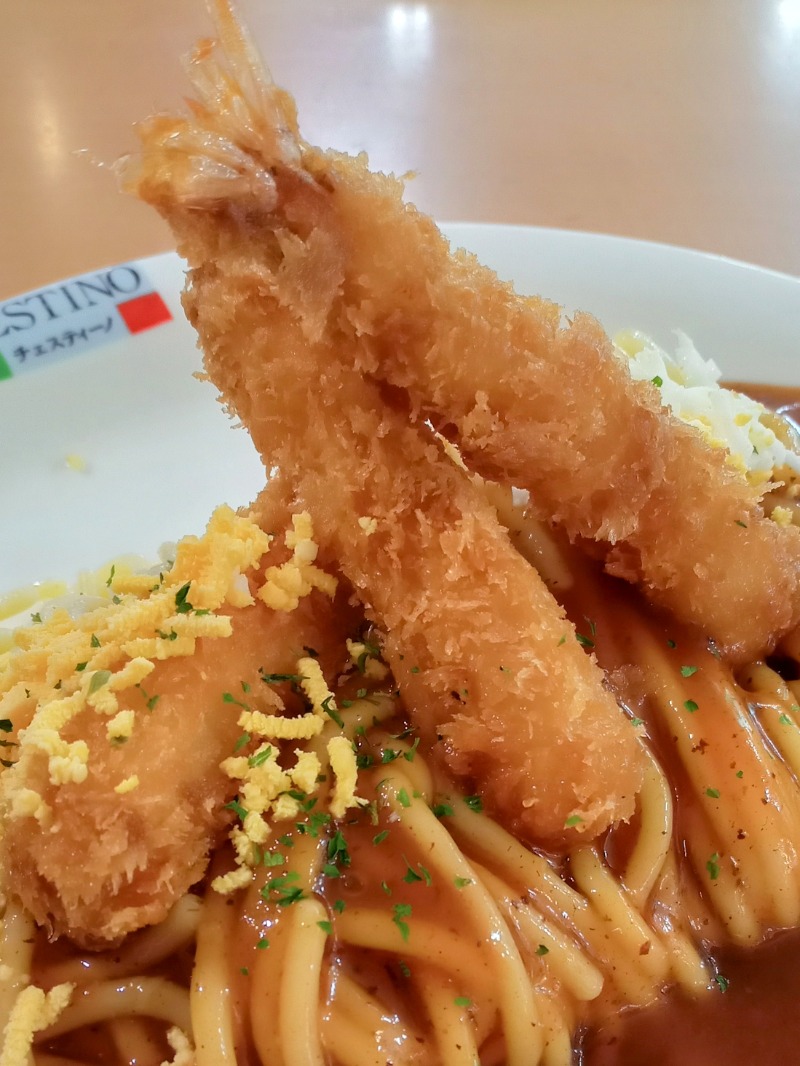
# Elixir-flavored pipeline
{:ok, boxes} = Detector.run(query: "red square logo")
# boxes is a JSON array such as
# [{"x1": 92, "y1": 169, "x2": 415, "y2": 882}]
[{"x1": 116, "y1": 292, "x2": 172, "y2": 334}]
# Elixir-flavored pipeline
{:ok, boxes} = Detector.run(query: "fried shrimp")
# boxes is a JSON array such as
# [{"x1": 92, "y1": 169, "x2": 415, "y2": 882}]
[
  {"x1": 125, "y1": 2, "x2": 646, "y2": 846},
  {"x1": 128, "y1": 11, "x2": 800, "y2": 665},
  {"x1": 0, "y1": 505, "x2": 357, "y2": 945}
]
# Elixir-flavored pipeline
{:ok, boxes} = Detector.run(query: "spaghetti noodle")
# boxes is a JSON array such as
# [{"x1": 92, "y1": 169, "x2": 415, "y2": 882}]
[{"x1": 3, "y1": 470, "x2": 800, "y2": 1065}]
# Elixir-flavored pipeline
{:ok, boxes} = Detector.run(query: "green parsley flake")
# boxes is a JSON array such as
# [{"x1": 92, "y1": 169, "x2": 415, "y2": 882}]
[
  {"x1": 90, "y1": 634, "x2": 101, "y2": 648},
  {"x1": 333, "y1": 900, "x2": 346, "y2": 914},
  {"x1": 706, "y1": 852, "x2": 721, "y2": 881},
  {"x1": 535, "y1": 944, "x2": 550, "y2": 956},
  {"x1": 317, "y1": 921, "x2": 333, "y2": 936},
  {"x1": 393, "y1": 903, "x2": 412, "y2": 941},
  {"x1": 328, "y1": 830, "x2": 351, "y2": 868},
  {"x1": 454, "y1": 877, "x2": 473, "y2": 889},
  {"x1": 234, "y1": 732, "x2": 251, "y2": 753},
  {"x1": 75, "y1": 662, "x2": 87, "y2": 672},
  {"x1": 651, "y1": 375, "x2": 663, "y2": 388},
  {"x1": 576, "y1": 633, "x2": 595, "y2": 649},
  {"x1": 736, "y1": 770, "x2": 744, "y2": 779},
  {"x1": 403, "y1": 861, "x2": 432, "y2": 886},
  {"x1": 684, "y1": 699, "x2": 699, "y2": 713},
  {"x1": 454, "y1": 996, "x2": 472, "y2": 1008},
  {"x1": 715, "y1": 973, "x2": 729, "y2": 993},
  {"x1": 464, "y1": 795, "x2": 483, "y2": 813},
  {"x1": 779, "y1": 713, "x2": 792, "y2": 726},
  {"x1": 248, "y1": 747, "x2": 274, "y2": 769},
  {"x1": 706, "y1": 788, "x2": 720, "y2": 799},
  {"x1": 256, "y1": 937, "x2": 269, "y2": 950},
  {"x1": 321, "y1": 695, "x2": 344, "y2": 729},
  {"x1": 398, "y1": 961, "x2": 411, "y2": 978},
  {"x1": 373, "y1": 830, "x2": 389, "y2": 846},
  {"x1": 106, "y1": 565, "x2": 116, "y2": 588},
  {"x1": 263, "y1": 853, "x2": 285, "y2": 868},
  {"x1": 432, "y1": 802, "x2": 454, "y2": 818},
  {"x1": 564, "y1": 814, "x2": 583, "y2": 828},
  {"x1": 396, "y1": 788, "x2": 411, "y2": 809},
  {"x1": 630, "y1": 717, "x2": 645, "y2": 727},
  {"x1": 30, "y1": 612, "x2": 42, "y2": 625},
  {"x1": 680, "y1": 665, "x2": 698, "y2": 678},
  {"x1": 174, "y1": 583, "x2": 194, "y2": 614},
  {"x1": 88, "y1": 670, "x2": 111, "y2": 696},
  {"x1": 0, "y1": 720, "x2": 12, "y2": 734}
]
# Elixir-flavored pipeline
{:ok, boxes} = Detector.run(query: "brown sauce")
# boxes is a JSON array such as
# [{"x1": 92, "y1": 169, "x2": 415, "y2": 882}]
[
  {"x1": 582, "y1": 928, "x2": 800, "y2": 1065},
  {"x1": 582, "y1": 381, "x2": 800, "y2": 1065}
]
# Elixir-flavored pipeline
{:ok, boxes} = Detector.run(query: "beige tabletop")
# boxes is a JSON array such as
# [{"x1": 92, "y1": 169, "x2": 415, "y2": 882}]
[{"x1": 1, "y1": 0, "x2": 799, "y2": 302}]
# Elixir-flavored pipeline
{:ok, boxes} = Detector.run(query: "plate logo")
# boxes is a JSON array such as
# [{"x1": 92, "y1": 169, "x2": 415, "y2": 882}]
[{"x1": 0, "y1": 263, "x2": 173, "y2": 381}]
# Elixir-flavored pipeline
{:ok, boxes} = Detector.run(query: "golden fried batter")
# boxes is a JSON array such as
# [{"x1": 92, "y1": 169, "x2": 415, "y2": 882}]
[
  {"x1": 127, "y1": 5, "x2": 646, "y2": 846},
  {"x1": 126, "y1": 2, "x2": 800, "y2": 664}
]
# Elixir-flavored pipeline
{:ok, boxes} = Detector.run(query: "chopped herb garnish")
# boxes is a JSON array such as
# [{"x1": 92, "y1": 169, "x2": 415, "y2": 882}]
[
  {"x1": 0, "y1": 720, "x2": 13, "y2": 734},
  {"x1": 557, "y1": 634, "x2": 567, "y2": 646},
  {"x1": 262, "y1": 871, "x2": 304, "y2": 906},
  {"x1": 373, "y1": 830, "x2": 389, "y2": 846},
  {"x1": 706, "y1": 788, "x2": 720, "y2": 799},
  {"x1": 240, "y1": 967, "x2": 249, "y2": 976},
  {"x1": 328, "y1": 830, "x2": 351, "y2": 868},
  {"x1": 257, "y1": 937, "x2": 270, "y2": 950},
  {"x1": 106, "y1": 565, "x2": 115, "y2": 588},
  {"x1": 735, "y1": 520, "x2": 748, "y2": 528},
  {"x1": 410, "y1": 666, "x2": 420, "y2": 674},
  {"x1": 263, "y1": 852, "x2": 285, "y2": 867},
  {"x1": 88, "y1": 670, "x2": 111, "y2": 695},
  {"x1": 736, "y1": 770, "x2": 744, "y2": 779},
  {"x1": 75, "y1": 662, "x2": 87, "y2": 672},
  {"x1": 684, "y1": 699, "x2": 699, "y2": 713},
  {"x1": 225, "y1": 799, "x2": 249, "y2": 822},
  {"x1": 464, "y1": 795, "x2": 483, "y2": 813},
  {"x1": 454, "y1": 996, "x2": 472, "y2": 1008},
  {"x1": 30, "y1": 612, "x2": 42, "y2": 624},
  {"x1": 333, "y1": 899, "x2": 346, "y2": 914},
  {"x1": 651, "y1": 375, "x2": 663, "y2": 387},
  {"x1": 403, "y1": 860, "x2": 432, "y2": 886},
  {"x1": 259, "y1": 671, "x2": 302, "y2": 685},
  {"x1": 576, "y1": 633, "x2": 595, "y2": 649},
  {"x1": 156, "y1": 629, "x2": 178, "y2": 641},
  {"x1": 322, "y1": 863, "x2": 341, "y2": 878},
  {"x1": 706, "y1": 852, "x2": 721, "y2": 881},
  {"x1": 174, "y1": 583, "x2": 194, "y2": 614},
  {"x1": 403, "y1": 737, "x2": 420, "y2": 762},
  {"x1": 393, "y1": 903, "x2": 412, "y2": 941},
  {"x1": 630, "y1": 717, "x2": 645, "y2": 727},
  {"x1": 432, "y1": 802, "x2": 454, "y2": 818},
  {"x1": 535, "y1": 944, "x2": 550, "y2": 956},
  {"x1": 715, "y1": 973, "x2": 729, "y2": 993},
  {"x1": 234, "y1": 732, "x2": 251, "y2": 753},
  {"x1": 454, "y1": 876, "x2": 472, "y2": 889},
  {"x1": 222, "y1": 692, "x2": 250, "y2": 711},
  {"x1": 398, "y1": 961, "x2": 411, "y2": 978},
  {"x1": 317, "y1": 920, "x2": 333, "y2": 935},
  {"x1": 565, "y1": 814, "x2": 583, "y2": 828},
  {"x1": 779, "y1": 713, "x2": 792, "y2": 725},
  {"x1": 356, "y1": 688, "x2": 368, "y2": 699},
  {"x1": 396, "y1": 788, "x2": 411, "y2": 808},
  {"x1": 248, "y1": 746, "x2": 274, "y2": 768},
  {"x1": 680, "y1": 665, "x2": 698, "y2": 678},
  {"x1": 321, "y1": 695, "x2": 344, "y2": 728},
  {"x1": 381, "y1": 748, "x2": 402, "y2": 764},
  {"x1": 90, "y1": 634, "x2": 101, "y2": 648},
  {"x1": 356, "y1": 753, "x2": 375, "y2": 770}
]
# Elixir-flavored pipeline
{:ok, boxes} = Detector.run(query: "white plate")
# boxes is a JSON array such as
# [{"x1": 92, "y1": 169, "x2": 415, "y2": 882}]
[{"x1": 1, "y1": 224, "x2": 798, "y2": 597}]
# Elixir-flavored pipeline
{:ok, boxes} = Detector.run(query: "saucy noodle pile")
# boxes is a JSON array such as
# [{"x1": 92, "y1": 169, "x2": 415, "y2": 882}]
[{"x1": 2, "y1": 2, "x2": 800, "y2": 1064}]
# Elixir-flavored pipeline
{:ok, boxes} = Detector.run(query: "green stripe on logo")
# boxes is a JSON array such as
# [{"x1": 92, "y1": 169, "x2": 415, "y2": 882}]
[{"x1": 0, "y1": 351, "x2": 12, "y2": 382}]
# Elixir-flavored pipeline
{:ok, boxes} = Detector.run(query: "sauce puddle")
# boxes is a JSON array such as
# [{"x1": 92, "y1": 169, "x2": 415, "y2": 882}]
[{"x1": 582, "y1": 927, "x2": 800, "y2": 1065}]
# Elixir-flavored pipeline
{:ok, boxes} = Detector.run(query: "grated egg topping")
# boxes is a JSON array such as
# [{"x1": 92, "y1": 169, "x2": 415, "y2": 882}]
[{"x1": 616, "y1": 330, "x2": 800, "y2": 490}]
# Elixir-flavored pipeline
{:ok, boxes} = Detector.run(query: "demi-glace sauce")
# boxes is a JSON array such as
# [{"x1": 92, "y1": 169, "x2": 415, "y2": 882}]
[{"x1": 582, "y1": 381, "x2": 800, "y2": 1066}]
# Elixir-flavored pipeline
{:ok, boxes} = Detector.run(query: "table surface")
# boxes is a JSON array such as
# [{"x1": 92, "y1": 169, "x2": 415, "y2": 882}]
[{"x1": 2, "y1": 0, "x2": 799, "y2": 301}]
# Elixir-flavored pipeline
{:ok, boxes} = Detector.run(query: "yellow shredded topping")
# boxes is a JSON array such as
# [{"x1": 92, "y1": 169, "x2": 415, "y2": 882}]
[
  {"x1": 0, "y1": 506, "x2": 273, "y2": 820},
  {"x1": 328, "y1": 734, "x2": 362, "y2": 819},
  {"x1": 114, "y1": 775, "x2": 140, "y2": 795},
  {"x1": 258, "y1": 512, "x2": 337, "y2": 611},
  {"x1": 0, "y1": 982, "x2": 74, "y2": 1066}
]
